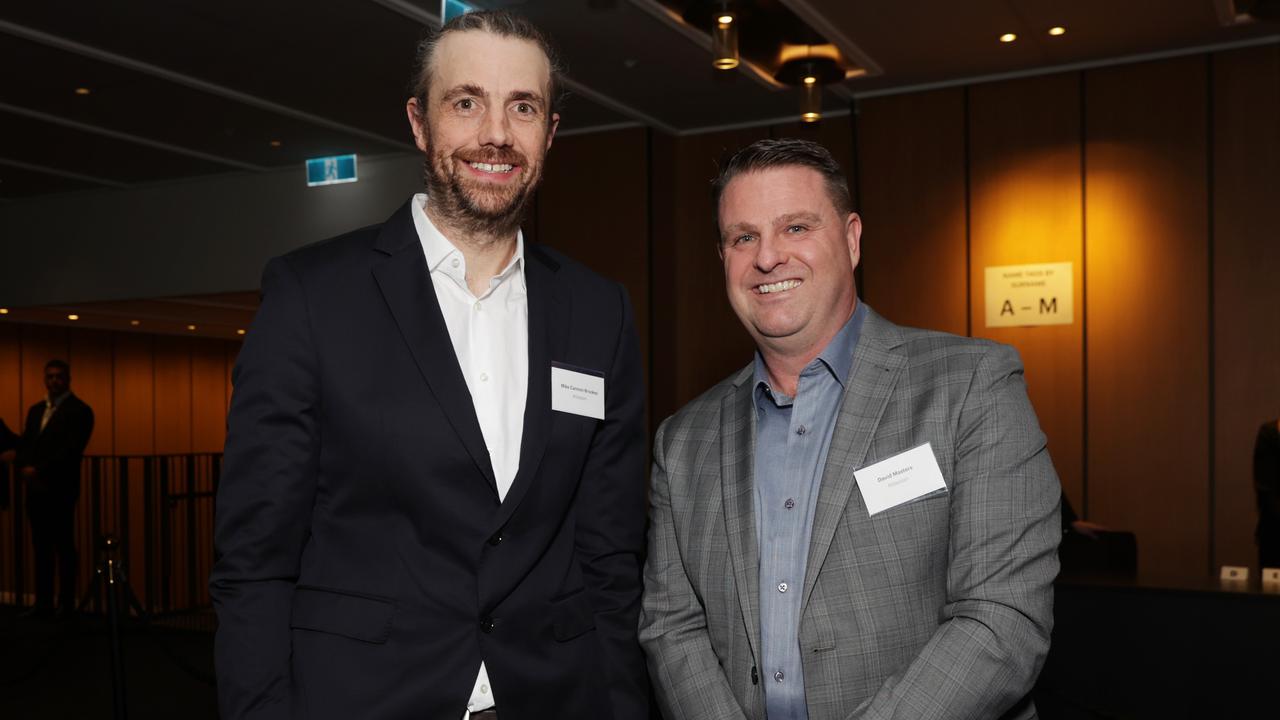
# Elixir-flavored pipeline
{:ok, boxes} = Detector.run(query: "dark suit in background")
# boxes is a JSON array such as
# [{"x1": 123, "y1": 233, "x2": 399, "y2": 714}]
[
  {"x1": 210, "y1": 204, "x2": 649, "y2": 719},
  {"x1": 18, "y1": 392, "x2": 95, "y2": 613},
  {"x1": 1256, "y1": 420, "x2": 1280, "y2": 568}
]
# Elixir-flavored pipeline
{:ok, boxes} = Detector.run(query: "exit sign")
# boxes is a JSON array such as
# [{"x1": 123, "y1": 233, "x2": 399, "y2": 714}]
[{"x1": 306, "y1": 154, "x2": 358, "y2": 187}]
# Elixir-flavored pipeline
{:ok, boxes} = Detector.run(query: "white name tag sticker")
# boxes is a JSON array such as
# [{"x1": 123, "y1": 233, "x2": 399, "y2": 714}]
[
  {"x1": 854, "y1": 442, "x2": 947, "y2": 516},
  {"x1": 551, "y1": 364, "x2": 605, "y2": 420}
]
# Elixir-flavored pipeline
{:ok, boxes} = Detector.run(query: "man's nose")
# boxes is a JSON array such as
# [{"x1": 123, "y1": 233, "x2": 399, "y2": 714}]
[{"x1": 478, "y1": 106, "x2": 512, "y2": 147}]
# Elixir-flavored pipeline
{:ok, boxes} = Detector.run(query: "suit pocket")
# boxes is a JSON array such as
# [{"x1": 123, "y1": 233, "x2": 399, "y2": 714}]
[
  {"x1": 549, "y1": 588, "x2": 596, "y2": 641},
  {"x1": 290, "y1": 585, "x2": 395, "y2": 644}
]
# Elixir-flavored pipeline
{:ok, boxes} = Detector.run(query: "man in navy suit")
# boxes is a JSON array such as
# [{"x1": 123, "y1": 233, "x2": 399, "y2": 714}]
[{"x1": 210, "y1": 11, "x2": 649, "y2": 720}]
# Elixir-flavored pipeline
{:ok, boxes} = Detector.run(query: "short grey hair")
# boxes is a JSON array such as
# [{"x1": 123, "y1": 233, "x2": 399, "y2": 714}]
[{"x1": 712, "y1": 138, "x2": 853, "y2": 221}]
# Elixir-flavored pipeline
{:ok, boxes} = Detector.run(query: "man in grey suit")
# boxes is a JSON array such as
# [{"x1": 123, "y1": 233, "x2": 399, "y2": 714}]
[{"x1": 639, "y1": 138, "x2": 1061, "y2": 720}]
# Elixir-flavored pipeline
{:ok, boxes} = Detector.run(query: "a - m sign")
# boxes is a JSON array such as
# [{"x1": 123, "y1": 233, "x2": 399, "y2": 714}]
[{"x1": 985, "y1": 262, "x2": 1074, "y2": 328}]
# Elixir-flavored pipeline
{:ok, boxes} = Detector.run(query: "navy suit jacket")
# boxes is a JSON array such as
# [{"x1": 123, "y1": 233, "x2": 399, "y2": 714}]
[{"x1": 210, "y1": 202, "x2": 650, "y2": 720}]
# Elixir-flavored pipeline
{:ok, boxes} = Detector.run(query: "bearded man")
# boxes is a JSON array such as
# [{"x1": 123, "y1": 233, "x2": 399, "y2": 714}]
[{"x1": 210, "y1": 11, "x2": 649, "y2": 720}]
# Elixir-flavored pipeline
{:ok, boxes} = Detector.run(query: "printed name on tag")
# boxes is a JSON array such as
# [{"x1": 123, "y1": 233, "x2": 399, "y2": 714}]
[
  {"x1": 551, "y1": 363, "x2": 605, "y2": 420},
  {"x1": 853, "y1": 442, "x2": 947, "y2": 516}
]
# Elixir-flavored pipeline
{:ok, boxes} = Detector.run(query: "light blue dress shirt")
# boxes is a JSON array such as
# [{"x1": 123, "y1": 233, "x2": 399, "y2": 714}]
[{"x1": 752, "y1": 302, "x2": 866, "y2": 720}]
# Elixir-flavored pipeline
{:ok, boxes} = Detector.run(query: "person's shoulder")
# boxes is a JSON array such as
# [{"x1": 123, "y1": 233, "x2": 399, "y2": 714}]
[
  {"x1": 864, "y1": 308, "x2": 1013, "y2": 372},
  {"x1": 527, "y1": 243, "x2": 617, "y2": 296},
  {"x1": 276, "y1": 222, "x2": 384, "y2": 276},
  {"x1": 658, "y1": 365, "x2": 751, "y2": 441}
]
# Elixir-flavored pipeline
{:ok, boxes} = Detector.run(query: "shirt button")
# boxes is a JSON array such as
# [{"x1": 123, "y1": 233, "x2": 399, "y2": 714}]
[
  {"x1": 451, "y1": 258, "x2": 460, "y2": 268},
  {"x1": 474, "y1": 301, "x2": 482, "y2": 311},
  {"x1": 774, "y1": 670, "x2": 785, "y2": 682},
  {"x1": 480, "y1": 684, "x2": 489, "y2": 694},
  {"x1": 796, "y1": 425, "x2": 807, "y2": 435},
  {"x1": 777, "y1": 582, "x2": 788, "y2": 593},
  {"x1": 784, "y1": 498, "x2": 795, "y2": 510},
  {"x1": 479, "y1": 372, "x2": 489, "y2": 382}
]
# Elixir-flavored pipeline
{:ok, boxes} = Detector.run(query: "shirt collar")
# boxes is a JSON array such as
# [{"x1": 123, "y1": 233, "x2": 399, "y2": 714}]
[
  {"x1": 46, "y1": 391, "x2": 71, "y2": 408},
  {"x1": 753, "y1": 300, "x2": 867, "y2": 398},
  {"x1": 410, "y1": 192, "x2": 525, "y2": 291}
]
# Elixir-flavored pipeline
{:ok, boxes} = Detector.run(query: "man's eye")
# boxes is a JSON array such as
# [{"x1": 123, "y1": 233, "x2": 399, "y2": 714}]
[
  {"x1": 457, "y1": 98, "x2": 475, "y2": 110},
  {"x1": 786, "y1": 225, "x2": 807, "y2": 233},
  {"x1": 514, "y1": 102, "x2": 534, "y2": 114},
  {"x1": 733, "y1": 234, "x2": 755, "y2": 246}
]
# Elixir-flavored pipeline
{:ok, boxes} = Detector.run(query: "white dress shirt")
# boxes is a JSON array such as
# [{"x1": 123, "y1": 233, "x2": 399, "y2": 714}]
[{"x1": 410, "y1": 193, "x2": 528, "y2": 718}]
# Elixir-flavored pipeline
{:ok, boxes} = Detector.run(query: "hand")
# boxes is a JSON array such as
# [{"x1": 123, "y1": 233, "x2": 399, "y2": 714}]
[{"x1": 0, "y1": 449, "x2": 14, "y2": 464}]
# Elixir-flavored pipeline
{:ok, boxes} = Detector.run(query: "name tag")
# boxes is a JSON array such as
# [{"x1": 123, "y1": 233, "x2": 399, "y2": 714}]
[
  {"x1": 551, "y1": 363, "x2": 605, "y2": 420},
  {"x1": 854, "y1": 442, "x2": 947, "y2": 516}
]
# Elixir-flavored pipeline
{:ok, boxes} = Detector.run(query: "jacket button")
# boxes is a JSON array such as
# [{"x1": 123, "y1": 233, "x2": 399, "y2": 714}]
[
  {"x1": 488, "y1": 532, "x2": 503, "y2": 546},
  {"x1": 480, "y1": 618, "x2": 495, "y2": 633}
]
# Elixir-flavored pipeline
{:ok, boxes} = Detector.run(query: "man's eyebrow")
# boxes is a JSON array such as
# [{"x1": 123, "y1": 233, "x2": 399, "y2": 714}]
[
  {"x1": 775, "y1": 211, "x2": 823, "y2": 226},
  {"x1": 507, "y1": 90, "x2": 546, "y2": 106},
  {"x1": 721, "y1": 220, "x2": 759, "y2": 236},
  {"x1": 440, "y1": 84, "x2": 487, "y2": 102}
]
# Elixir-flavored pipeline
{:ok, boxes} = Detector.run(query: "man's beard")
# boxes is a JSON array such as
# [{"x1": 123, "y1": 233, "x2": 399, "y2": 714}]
[{"x1": 423, "y1": 144, "x2": 540, "y2": 240}]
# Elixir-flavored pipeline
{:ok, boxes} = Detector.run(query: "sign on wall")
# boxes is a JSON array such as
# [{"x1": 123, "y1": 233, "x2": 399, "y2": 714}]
[
  {"x1": 306, "y1": 154, "x2": 358, "y2": 187},
  {"x1": 984, "y1": 262, "x2": 1073, "y2": 328}
]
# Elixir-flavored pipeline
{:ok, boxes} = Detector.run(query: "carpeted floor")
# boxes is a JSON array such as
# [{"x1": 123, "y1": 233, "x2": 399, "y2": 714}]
[{"x1": 0, "y1": 605, "x2": 217, "y2": 720}]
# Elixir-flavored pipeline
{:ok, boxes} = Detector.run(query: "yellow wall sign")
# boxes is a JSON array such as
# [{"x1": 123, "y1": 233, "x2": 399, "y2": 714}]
[{"x1": 984, "y1": 262, "x2": 1074, "y2": 328}]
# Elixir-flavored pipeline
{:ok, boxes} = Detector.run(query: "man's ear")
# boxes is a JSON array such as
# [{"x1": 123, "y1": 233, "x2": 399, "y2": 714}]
[
  {"x1": 845, "y1": 212, "x2": 863, "y2": 269},
  {"x1": 406, "y1": 97, "x2": 429, "y2": 153},
  {"x1": 546, "y1": 112, "x2": 560, "y2": 152}
]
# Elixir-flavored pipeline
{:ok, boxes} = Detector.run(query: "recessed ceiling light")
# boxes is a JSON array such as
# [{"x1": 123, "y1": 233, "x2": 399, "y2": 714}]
[
  {"x1": 1048, "y1": 26, "x2": 1066, "y2": 36},
  {"x1": 67, "y1": 314, "x2": 80, "y2": 321},
  {"x1": 270, "y1": 140, "x2": 282, "y2": 148},
  {"x1": 0, "y1": 308, "x2": 9, "y2": 315},
  {"x1": 130, "y1": 319, "x2": 140, "y2": 326},
  {"x1": 803, "y1": 75, "x2": 817, "y2": 85},
  {"x1": 718, "y1": 14, "x2": 734, "y2": 24},
  {"x1": 1000, "y1": 33, "x2": 1017, "y2": 43},
  {"x1": 236, "y1": 329, "x2": 246, "y2": 336},
  {"x1": 187, "y1": 324, "x2": 197, "y2": 331},
  {"x1": 74, "y1": 87, "x2": 91, "y2": 96}
]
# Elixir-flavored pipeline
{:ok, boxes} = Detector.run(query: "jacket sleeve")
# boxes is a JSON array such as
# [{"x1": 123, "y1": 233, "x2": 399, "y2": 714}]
[
  {"x1": 850, "y1": 343, "x2": 1060, "y2": 720},
  {"x1": 571, "y1": 283, "x2": 652, "y2": 720},
  {"x1": 209, "y1": 256, "x2": 322, "y2": 720},
  {"x1": 640, "y1": 419, "x2": 751, "y2": 720}
]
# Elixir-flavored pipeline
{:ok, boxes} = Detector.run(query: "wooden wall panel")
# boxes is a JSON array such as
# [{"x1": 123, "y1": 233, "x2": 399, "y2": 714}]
[
  {"x1": 535, "y1": 127, "x2": 651, "y2": 380},
  {"x1": 1212, "y1": 45, "x2": 1280, "y2": 571},
  {"x1": 153, "y1": 337, "x2": 193, "y2": 455},
  {"x1": 192, "y1": 339, "x2": 229, "y2": 453},
  {"x1": 1085, "y1": 56, "x2": 1210, "y2": 582},
  {"x1": 0, "y1": 325, "x2": 21, "y2": 432},
  {"x1": 856, "y1": 89, "x2": 968, "y2": 336},
  {"x1": 67, "y1": 330, "x2": 114, "y2": 455},
  {"x1": 112, "y1": 333, "x2": 154, "y2": 456},
  {"x1": 654, "y1": 127, "x2": 767, "y2": 422},
  {"x1": 968, "y1": 72, "x2": 1086, "y2": 512}
]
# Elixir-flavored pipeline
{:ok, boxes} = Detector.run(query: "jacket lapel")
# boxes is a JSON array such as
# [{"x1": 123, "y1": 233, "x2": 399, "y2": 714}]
[
  {"x1": 371, "y1": 202, "x2": 497, "y2": 493},
  {"x1": 491, "y1": 244, "x2": 565, "y2": 529},
  {"x1": 800, "y1": 307, "x2": 906, "y2": 615},
  {"x1": 721, "y1": 367, "x2": 762, "y2": 663}
]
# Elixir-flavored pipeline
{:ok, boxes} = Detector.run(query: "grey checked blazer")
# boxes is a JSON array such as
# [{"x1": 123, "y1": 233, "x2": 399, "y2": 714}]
[{"x1": 639, "y1": 305, "x2": 1060, "y2": 720}]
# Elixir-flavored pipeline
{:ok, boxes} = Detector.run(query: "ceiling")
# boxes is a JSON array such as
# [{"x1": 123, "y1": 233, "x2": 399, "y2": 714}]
[
  {"x1": 0, "y1": 1, "x2": 1276, "y2": 203},
  {"x1": 0, "y1": 292, "x2": 259, "y2": 340}
]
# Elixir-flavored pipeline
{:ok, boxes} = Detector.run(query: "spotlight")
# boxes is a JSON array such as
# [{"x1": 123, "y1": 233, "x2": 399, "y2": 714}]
[
  {"x1": 1000, "y1": 33, "x2": 1017, "y2": 43},
  {"x1": 712, "y1": 10, "x2": 740, "y2": 70}
]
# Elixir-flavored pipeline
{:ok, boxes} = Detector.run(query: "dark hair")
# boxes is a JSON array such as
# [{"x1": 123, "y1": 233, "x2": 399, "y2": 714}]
[
  {"x1": 45, "y1": 359, "x2": 70, "y2": 375},
  {"x1": 407, "y1": 9, "x2": 565, "y2": 120},
  {"x1": 712, "y1": 138, "x2": 853, "y2": 221}
]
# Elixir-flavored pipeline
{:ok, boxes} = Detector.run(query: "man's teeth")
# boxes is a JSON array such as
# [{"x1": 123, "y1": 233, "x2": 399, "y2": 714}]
[
  {"x1": 469, "y1": 162, "x2": 513, "y2": 173},
  {"x1": 756, "y1": 279, "x2": 802, "y2": 294}
]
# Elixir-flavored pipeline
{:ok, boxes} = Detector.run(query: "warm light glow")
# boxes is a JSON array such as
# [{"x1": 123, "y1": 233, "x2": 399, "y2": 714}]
[
  {"x1": 67, "y1": 314, "x2": 79, "y2": 321},
  {"x1": 799, "y1": 80, "x2": 822, "y2": 123},
  {"x1": 130, "y1": 319, "x2": 140, "y2": 326},
  {"x1": 236, "y1": 329, "x2": 246, "y2": 336},
  {"x1": 778, "y1": 43, "x2": 840, "y2": 65},
  {"x1": 1000, "y1": 33, "x2": 1017, "y2": 43},
  {"x1": 801, "y1": 112, "x2": 821, "y2": 123},
  {"x1": 803, "y1": 76, "x2": 817, "y2": 85},
  {"x1": 1048, "y1": 26, "x2": 1066, "y2": 36},
  {"x1": 74, "y1": 87, "x2": 90, "y2": 95},
  {"x1": 270, "y1": 140, "x2": 282, "y2": 148},
  {"x1": 187, "y1": 324, "x2": 197, "y2": 331},
  {"x1": 712, "y1": 12, "x2": 739, "y2": 70},
  {"x1": 0, "y1": 308, "x2": 8, "y2": 315}
]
